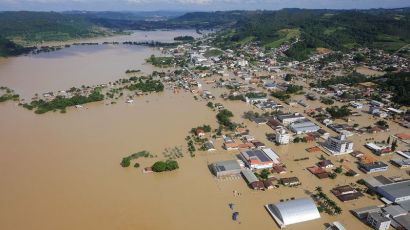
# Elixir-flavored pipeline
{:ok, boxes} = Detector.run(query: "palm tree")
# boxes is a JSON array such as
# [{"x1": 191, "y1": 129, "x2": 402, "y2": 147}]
[
  {"x1": 315, "y1": 186, "x2": 323, "y2": 193},
  {"x1": 334, "y1": 206, "x2": 342, "y2": 215}
]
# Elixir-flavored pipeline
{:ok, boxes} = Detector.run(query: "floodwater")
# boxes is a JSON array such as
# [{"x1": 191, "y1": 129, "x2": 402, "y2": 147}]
[
  {"x1": 1, "y1": 30, "x2": 408, "y2": 230},
  {"x1": 0, "y1": 45, "x2": 163, "y2": 99}
]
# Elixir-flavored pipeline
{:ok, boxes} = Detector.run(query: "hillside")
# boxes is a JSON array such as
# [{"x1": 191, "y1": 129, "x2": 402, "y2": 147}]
[
  {"x1": 0, "y1": 11, "x2": 112, "y2": 44},
  {"x1": 199, "y1": 8, "x2": 410, "y2": 60}
]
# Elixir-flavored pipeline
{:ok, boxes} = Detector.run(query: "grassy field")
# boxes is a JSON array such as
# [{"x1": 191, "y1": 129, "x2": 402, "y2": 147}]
[{"x1": 264, "y1": 28, "x2": 300, "y2": 49}]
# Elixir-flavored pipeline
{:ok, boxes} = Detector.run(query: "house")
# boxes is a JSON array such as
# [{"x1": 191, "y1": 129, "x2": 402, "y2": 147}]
[
  {"x1": 241, "y1": 169, "x2": 260, "y2": 188},
  {"x1": 331, "y1": 185, "x2": 364, "y2": 202},
  {"x1": 307, "y1": 166, "x2": 329, "y2": 179},
  {"x1": 366, "y1": 143, "x2": 392, "y2": 156},
  {"x1": 251, "y1": 140, "x2": 266, "y2": 149},
  {"x1": 250, "y1": 181, "x2": 265, "y2": 190},
  {"x1": 196, "y1": 129, "x2": 205, "y2": 138},
  {"x1": 281, "y1": 177, "x2": 301, "y2": 186},
  {"x1": 350, "y1": 101, "x2": 363, "y2": 109},
  {"x1": 318, "y1": 160, "x2": 334, "y2": 169},
  {"x1": 391, "y1": 158, "x2": 410, "y2": 169},
  {"x1": 203, "y1": 141, "x2": 216, "y2": 151},
  {"x1": 267, "y1": 119, "x2": 283, "y2": 130},
  {"x1": 223, "y1": 142, "x2": 239, "y2": 150},
  {"x1": 359, "y1": 161, "x2": 389, "y2": 174},
  {"x1": 323, "y1": 134, "x2": 354, "y2": 155},
  {"x1": 238, "y1": 142, "x2": 255, "y2": 150},
  {"x1": 235, "y1": 127, "x2": 249, "y2": 135},
  {"x1": 273, "y1": 165, "x2": 286, "y2": 174}
]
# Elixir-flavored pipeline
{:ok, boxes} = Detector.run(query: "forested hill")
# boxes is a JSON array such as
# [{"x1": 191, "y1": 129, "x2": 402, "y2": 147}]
[
  {"x1": 0, "y1": 11, "x2": 111, "y2": 44},
  {"x1": 172, "y1": 8, "x2": 410, "y2": 60}
]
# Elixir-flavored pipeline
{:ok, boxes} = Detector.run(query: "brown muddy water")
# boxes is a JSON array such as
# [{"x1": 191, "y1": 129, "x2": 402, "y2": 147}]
[{"x1": 0, "y1": 30, "x2": 399, "y2": 230}]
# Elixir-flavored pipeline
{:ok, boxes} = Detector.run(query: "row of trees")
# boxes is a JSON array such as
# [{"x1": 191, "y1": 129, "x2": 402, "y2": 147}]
[{"x1": 314, "y1": 187, "x2": 342, "y2": 215}]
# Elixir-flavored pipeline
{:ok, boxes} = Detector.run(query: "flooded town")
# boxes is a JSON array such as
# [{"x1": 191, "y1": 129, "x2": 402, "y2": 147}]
[{"x1": 1, "y1": 7, "x2": 410, "y2": 230}]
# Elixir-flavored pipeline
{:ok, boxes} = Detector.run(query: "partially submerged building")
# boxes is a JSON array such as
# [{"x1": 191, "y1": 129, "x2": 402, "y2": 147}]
[
  {"x1": 323, "y1": 134, "x2": 354, "y2": 155},
  {"x1": 210, "y1": 160, "x2": 242, "y2": 178},
  {"x1": 265, "y1": 198, "x2": 320, "y2": 228}
]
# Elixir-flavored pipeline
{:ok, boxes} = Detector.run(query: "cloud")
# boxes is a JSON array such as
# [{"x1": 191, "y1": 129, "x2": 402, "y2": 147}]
[{"x1": 0, "y1": 0, "x2": 409, "y2": 11}]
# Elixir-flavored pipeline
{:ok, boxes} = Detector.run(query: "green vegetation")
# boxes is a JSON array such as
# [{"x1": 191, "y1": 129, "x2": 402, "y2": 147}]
[
  {"x1": 120, "y1": 150, "x2": 152, "y2": 168},
  {"x1": 376, "y1": 120, "x2": 389, "y2": 128},
  {"x1": 127, "y1": 78, "x2": 164, "y2": 92},
  {"x1": 24, "y1": 89, "x2": 104, "y2": 114},
  {"x1": 191, "y1": 125, "x2": 212, "y2": 134},
  {"x1": 245, "y1": 92, "x2": 267, "y2": 98},
  {"x1": 174, "y1": 35, "x2": 194, "y2": 41},
  {"x1": 255, "y1": 169, "x2": 271, "y2": 180},
  {"x1": 285, "y1": 84, "x2": 303, "y2": 94},
  {"x1": 204, "y1": 49, "x2": 223, "y2": 58},
  {"x1": 206, "y1": 101, "x2": 214, "y2": 108},
  {"x1": 197, "y1": 9, "x2": 410, "y2": 60},
  {"x1": 284, "y1": 74, "x2": 293, "y2": 82},
  {"x1": 0, "y1": 36, "x2": 32, "y2": 57},
  {"x1": 125, "y1": 69, "x2": 141, "y2": 74},
  {"x1": 271, "y1": 91, "x2": 291, "y2": 101},
  {"x1": 146, "y1": 55, "x2": 175, "y2": 67},
  {"x1": 320, "y1": 97, "x2": 335, "y2": 105},
  {"x1": 270, "y1": 85, "x2": 302, "y2": 101},
  {"x1": 326, "y1": 106, "x2": 352, "y2": 119},
  {"x1": 265, "y1": 28, "x2": 301, "y2": 49},
  {"x1": 317, "y1": 72, "x2": 368, "y2": 87},
  {"x1": 0, "y1": 11, "x2": 111, "y2": 45},
  {"x1": 377, "y1": 72, "x2": 410, "y2": 106},
  {"x1": 152, "y1": 160, "x2": 179, "y2": 172},
  {"x1": 0, "y1": 87, "x2": 20, "y2": 102},
  {"x1": 315, "y1": 188, "x2": 343, "y2": 215},
  {"x1": 162, "y1": 147, "x2": 183, "y2": 159},
  {"x1": 227, "y1": 94, "x2": 245, "y2": 101},
  {"x1": 216, "y1": 109, "x2": 236, "y2": 130}
]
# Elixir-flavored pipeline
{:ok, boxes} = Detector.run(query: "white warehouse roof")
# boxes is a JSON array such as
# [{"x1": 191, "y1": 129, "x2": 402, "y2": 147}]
[{"x1": 265, "y1": 197, "x2": 320, "y2": 228}]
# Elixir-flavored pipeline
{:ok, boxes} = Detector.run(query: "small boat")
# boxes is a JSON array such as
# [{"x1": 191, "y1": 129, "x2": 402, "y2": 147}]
[{"x1": 126, "y1": 99, "x2": 134, "y2": 104}]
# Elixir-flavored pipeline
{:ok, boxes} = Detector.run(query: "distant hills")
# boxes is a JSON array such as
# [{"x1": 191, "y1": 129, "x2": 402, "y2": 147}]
[{"x1": 0, "y1": 8, "x2": 409, "y2": 59}]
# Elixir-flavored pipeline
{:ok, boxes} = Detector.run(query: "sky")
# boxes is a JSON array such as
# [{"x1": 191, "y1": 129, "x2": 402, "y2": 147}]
[{"x1": 0, "y1": 0, "x2": 409, "y2": 11}]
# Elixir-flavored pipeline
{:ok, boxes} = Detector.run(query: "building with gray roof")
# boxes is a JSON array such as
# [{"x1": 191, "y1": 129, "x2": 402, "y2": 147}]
[
  {"x1": 210, "y1": 160, "x2": 241, "y2": 178},
  {"x1": 288, "y1": 119, "x2": 320, "y2": 134},
  {"x1": 377, "y1": 180, "x2": 410, "y2": 203}
]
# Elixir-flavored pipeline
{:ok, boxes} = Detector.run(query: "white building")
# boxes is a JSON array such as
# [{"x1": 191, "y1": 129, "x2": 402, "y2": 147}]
[
  {"x1": 276, "y1": 128, "x2": 290, "y2": 145},
  {"x1": 323, "y1": 134, "x2": 354, "y2": 155},
  {"x1": 265, "y1": 198, "x2": 321, "y2": 228},
  {"x1": 367, "y1": 212, "x2": 391, "y2": 230}
]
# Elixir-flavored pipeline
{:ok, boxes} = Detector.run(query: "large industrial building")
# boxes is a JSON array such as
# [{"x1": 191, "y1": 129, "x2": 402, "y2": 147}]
[
  {"x1": 377, "y1": 180, "x2": 410, "y2": 211},
  {"x1": 240, "y1": 148, "x2": 280, "y2": 170},
  {"x1": 288, "y1": 119, "x2": 320, "y2": 134},
  {"x1": 210, "y1": 160, "x2": 242, "y2": 178},
  {"x1": 265, "y1": 197, "x2": 320, "y2": 228}
]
